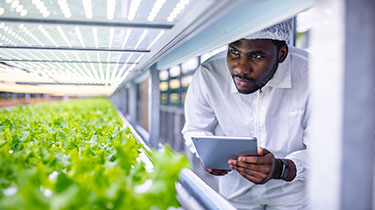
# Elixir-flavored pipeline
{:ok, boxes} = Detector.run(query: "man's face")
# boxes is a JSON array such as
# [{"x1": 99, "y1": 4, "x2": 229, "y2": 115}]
[{"x1": 227, "y1": 39, "x2": 286, "y2": 94}]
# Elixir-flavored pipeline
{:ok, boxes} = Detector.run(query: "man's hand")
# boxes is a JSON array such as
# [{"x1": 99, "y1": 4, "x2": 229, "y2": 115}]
[
  {"x1": 201, "y1": 162, "x2": 230, "y2": 176},
  {"x1": 228, "y1": 147, "x2": 295, "y2": 184}
]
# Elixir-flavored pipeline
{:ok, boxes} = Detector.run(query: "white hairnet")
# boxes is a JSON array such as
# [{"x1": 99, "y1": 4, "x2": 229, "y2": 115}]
[{"x1": 244, "y1": 18, "x2": 293, "y2": 41}]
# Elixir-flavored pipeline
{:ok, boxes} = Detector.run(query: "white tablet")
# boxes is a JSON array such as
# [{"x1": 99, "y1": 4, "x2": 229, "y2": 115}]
[{"x1": 191, "y1": 136, "x2": 258, "y2": 170}]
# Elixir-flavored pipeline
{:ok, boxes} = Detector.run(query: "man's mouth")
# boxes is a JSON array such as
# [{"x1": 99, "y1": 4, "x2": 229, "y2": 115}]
[{"x1": 234, "y1": 77, "x2": 251, "y2": 87}]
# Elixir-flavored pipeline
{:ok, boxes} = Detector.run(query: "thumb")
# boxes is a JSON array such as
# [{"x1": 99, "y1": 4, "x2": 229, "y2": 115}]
[{"x1": 258, "y1": 147, "x2": 270, "y2": 156}]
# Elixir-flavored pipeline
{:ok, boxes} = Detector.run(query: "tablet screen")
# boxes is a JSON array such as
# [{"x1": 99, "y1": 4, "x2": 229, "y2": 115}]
[{"x1": 192, "y1": 136, "x2": 258, "y2": 170}]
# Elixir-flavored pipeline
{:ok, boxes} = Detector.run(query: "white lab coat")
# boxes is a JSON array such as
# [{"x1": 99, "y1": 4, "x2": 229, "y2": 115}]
[{"x1": 182, "y1": 46, "x2": 310, "y2": 209}]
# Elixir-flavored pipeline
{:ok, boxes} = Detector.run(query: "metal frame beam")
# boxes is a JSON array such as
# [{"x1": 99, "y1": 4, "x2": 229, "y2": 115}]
[
  {"x1": 148, "y1": 64, "x2": 160, "y2": 148},
  {"x1": 0, "y1": 17, "x2": 173, "y2": 29},
  {"x1": 0, "y1": 59, "x2": 137, "y2": 64},
  {"x1": 0, "y1": 46, "x2": 150, "y2": 53}
]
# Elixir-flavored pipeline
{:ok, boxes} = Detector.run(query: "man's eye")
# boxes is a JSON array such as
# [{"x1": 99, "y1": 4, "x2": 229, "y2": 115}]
[
  {"x1": 250, "y1": 54, "x2": 262, "y2": 59},
  {"x1": 230, "y1": 48, "x2": 240, "y2": 56}
]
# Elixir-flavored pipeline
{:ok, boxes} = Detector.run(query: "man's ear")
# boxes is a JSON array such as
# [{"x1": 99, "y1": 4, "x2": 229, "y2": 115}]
[{"x1": 278, "y1": 45, "x2": 288, "y2": 63}]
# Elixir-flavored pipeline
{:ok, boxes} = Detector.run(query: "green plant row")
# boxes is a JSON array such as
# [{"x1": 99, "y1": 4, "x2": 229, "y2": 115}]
[{"x1": 0, "y1": 98, "x2": 189, "y2": 210}]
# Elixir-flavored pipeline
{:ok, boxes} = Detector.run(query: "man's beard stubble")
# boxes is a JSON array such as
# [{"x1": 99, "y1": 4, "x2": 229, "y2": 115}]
[{"x1": 232, "y1": 60, "x2": 279, "y2": 94}]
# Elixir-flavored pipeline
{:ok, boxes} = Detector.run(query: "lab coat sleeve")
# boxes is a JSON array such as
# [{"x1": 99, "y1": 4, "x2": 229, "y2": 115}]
[
  {"x1": 285, "y1": 92, "x2": 312, "y2": 181},
  {"x1": 181, "y1": 66, "x2": 218, "y2": 154}
]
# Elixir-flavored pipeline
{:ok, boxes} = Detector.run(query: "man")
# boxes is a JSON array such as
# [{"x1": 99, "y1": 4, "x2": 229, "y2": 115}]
[{"x1": 182, "y1": 19, "x2": 310, "y2": 209}]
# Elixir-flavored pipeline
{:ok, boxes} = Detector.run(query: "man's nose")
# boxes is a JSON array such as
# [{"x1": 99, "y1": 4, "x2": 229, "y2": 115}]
[{"x1": 234, "y1": 58, "x2": 252, "y2": 75}]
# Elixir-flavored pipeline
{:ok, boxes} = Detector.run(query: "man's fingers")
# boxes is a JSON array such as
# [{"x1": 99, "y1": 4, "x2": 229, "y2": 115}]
[
  {"x1": 211, "y1": 170, "x2": 229, "y2": 176},
  {"x1": 234, "y1": 161, "x2": 271, "y2": 173},
  {"x1": 201, "y1": 162, "x2": 230, "y2": 176},
  {"x1": 236, "y1": 167, "x2": 268, "y2": 184},
  {"x1": 258, "y1": 147, "x2": 270, "y2": 156},
  {"x1": 237, "y1": 154, "x2": 273, "y2": 164}
]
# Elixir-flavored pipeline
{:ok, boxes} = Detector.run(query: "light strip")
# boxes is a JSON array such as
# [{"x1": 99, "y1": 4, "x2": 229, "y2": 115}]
[
  {"x1": 90, "y1": 63, "x2": 99, "y2": 84},
  {"x1": 105, "y1": 53, "x2": 111, "y2": 85},
  {"x1": 92, "y1": 27, "x2": 98, "y2": 48},
  {"x1": 4, "y1": 0, "x2": 27, "y2": 17},
  {"x1": 64, "y1": 63, "x2": 84, "y2": 81},
  {"x1": 32, "y1": 0, "x2": 50, "y2": 17},
  {"x1": 147, "y1": 30, "x2": 165, "y2": 49},
  {"x1": 0, "y1": 32, "x2": 17, "y2": 46},
  {"x1": 134, "y1": 30, "x2": 148, "y2": 49},
  {"x1": 24, "y1": 50, "x2": 41, "y2": 61},
  {"x1": 167, "y1": 0, "x2": 190, "y2": 22},
  {"x1": 147, "y1": 0, "x2": 166, "y2": 22},
  {"x1": 73, "y1": 52, "x2": 81, "y2": 61},
  {"x1": 128, "y1": 54, "x2": 144, "y2": 71},
  {"x1": 86, "y1": 52, "x2": 100, "y2": 83},
  {"x1": 0, "y1": 49, "x2": 20, "y2": 60},
  {"x1": 121, "y1": 29, "x2": 132, "y2": 48},
  {"x1": 108, "y1": 28, "x2": 114, "y2": 48},
  {"x1": 116, "y1": 69, "x2": 130, "y2": 86},
  {"x1": 82, "y1": 0, "x2": 93, "y2": 19},
  {"x1": 61, "y1": 51, "x2": 72, "y2": 61},
  {"x1": 1, "y1": 24, "x2": 32, "y2": 46},
  {"x1": 11, "y1": 49, "x2": 31, "y2": 61},
  {"x1": 18, "y1": 24, "x2": 44, "y2": 46},
  {"x1": 58, "y1": 0, "x2": 72, "y2": 19},
  {"x1": 73, "y1": 63, "x2": 89, "y2": 83},
  {"x1": 108, "y1": 28, "x2": 132, "y2": 80},
  {"x1": 36, "y1": 51, "x2": 55, "y2": 69},
  {"x1": 38, "y1": 25, "x2": 59, "y2": 47},
  {"x1": 112, "y1": 52, "x2": 134, "y2": 83},
  {"x1": 109, "y1": 53, "x2": 122, "y2": 82},
  {"x1": 107, "y1": 0, "x2": 116, "y2": 20},
  {"x1": 127, "y1": 0, "x2": 142, "y2": 21},
  {"x1": 57, "y1": 26, "x2": 72, "y2": 47},
  {"x1": 75, "y1": 27, "x2": 85, "y2": 48},
  {"x1": 97, "y1": 52, "x2": 104, "y2": 83},
  {"x1": 82, "y1": 62, "x2": 96, "y2": 84},
  {"x1": 49, "y1": 51, "x2": 62, "y2": 62}
]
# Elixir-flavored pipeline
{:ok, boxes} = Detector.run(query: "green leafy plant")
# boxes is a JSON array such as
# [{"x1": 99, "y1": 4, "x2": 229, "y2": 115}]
[{"x1": 0, "y1": 98, "x2": 189, "y2": 210}]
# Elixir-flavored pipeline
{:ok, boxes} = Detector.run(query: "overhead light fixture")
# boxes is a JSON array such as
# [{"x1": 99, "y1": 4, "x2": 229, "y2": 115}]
[
  {"x1": 92, "y1": 27, "x2": 98, "y2": 48},
  {"x1": 134, "y1": 29, "x2": 148, "y2": 49},
  {"x1": 147, "y1": 30, "x2": 164, "y2": 49},
  {"x1": 97, "y1": 52, "x2": 104, "y2": 82},
  {"x1": 121, "y1": 29, "x2": 132, "y2": 48},
  {"x1": 86, "y1": 52, "x2": 100, "y2": 83},
  {"x1": 57, "y1": 26, "x2": 72, "y2": 47},
  {"x1": 38, "y1": 25, "x2": 59, "y2": 47},
  {"x1": 148, "y1": 0, "x2": 166, "y2": 22},
  {"x1": 32, "y1": 0, "x2": 50, "y2": 18},
  {"x1": 61, "y1": 51, "x2": 72, "y2": 61},
  {"x1": 127, "y1": 0, "x2": 141, "y2": 21},
  {"x1": 167, "y1": 0, "x2": 189, "y2": 22},
  {"x1": 82, "y1": 0, "x2": 93, "y2": 19},
  {"x1": 107, "y1": 0, "x2": 116, "y2": 20},
  {"x1": 108, "y1": 28, "x2": 114, "y2": 48},
  {"x1": 11, "y1": 0, "x2": 19, "y2": 9},
  {"x1": 74, "y1": 27, "x2": 85, "y2": 48},
  {"x1": 20, "y1": 9, "x2": 27, "y2": 16},
  {"x1": 0, "y1": 8, "x2": 4, "y2": 16},
  {"x1": 113, "y1": 52, "x2": 133, "y2": 82},
  {"x1": 20, "y1": 25, "x2": 44, "y2": 46},
  {"x1": 128, "y1": 54, "x2": 144, "y2": 71},
  {"x1": 16, "y1": 5, "x2": 23, "y2": 13},
  {"x1": 105, "y1": 54, "x2": 111, "y2": 85},
  {"x1": 58, "y1": 0, "x2": 72, "y2": 19}
]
